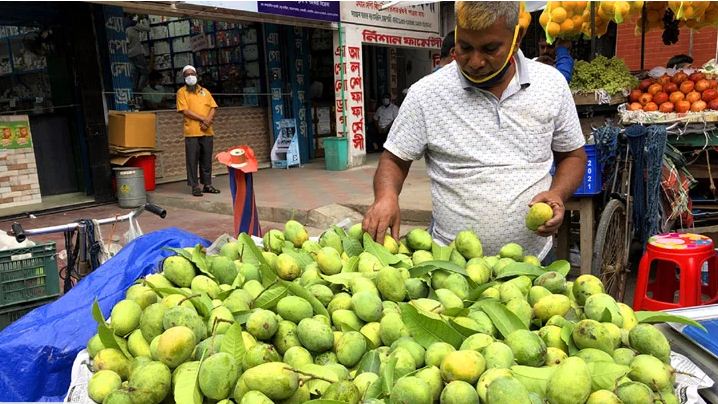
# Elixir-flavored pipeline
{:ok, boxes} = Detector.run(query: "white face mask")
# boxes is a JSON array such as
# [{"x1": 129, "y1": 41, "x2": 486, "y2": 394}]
[
  {"x1": 185, "y1": 75, "x2": 198, "y2": 86},
  {"x1": 382, "y1": 98, "x2": 390, "y2": 106}
]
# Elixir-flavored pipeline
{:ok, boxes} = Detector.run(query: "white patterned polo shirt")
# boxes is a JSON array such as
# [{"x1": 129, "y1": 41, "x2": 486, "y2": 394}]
[{"x1": 384, "y1": 51, "x2": 585, "y2": 258}]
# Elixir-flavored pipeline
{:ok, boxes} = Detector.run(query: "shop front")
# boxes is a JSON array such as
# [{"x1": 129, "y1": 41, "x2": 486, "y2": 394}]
[
  {"x1": 102, "y1": 1, "x2": 339, "y2": 183},
  {"x1": 0, "y1": 2, "x2": 113, "y2": 216},
  {"x1": 333, "y1": 1, "x2": 441, "y2": 168}
]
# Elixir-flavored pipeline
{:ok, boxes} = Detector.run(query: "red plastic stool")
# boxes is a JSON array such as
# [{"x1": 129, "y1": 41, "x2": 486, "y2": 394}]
[{"x1": 633, "y1": 233, "x2": 718, "y2": 311}]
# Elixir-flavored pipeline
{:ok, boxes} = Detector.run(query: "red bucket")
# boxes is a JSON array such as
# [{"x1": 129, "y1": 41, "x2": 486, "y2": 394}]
[{"x1": 127, "y1": 155, "x2": 156, "y2": 191}]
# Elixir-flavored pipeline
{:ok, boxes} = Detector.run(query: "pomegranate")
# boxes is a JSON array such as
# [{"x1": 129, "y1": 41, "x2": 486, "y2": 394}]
[
  {"x1": 648, "y1": 83, "x2": 663, "y2": 95},
  {"x1": 691, "y1": 100, "x2": 707, "y2": 112},
  {"x1": 669, "y1": 91, "x2": 685, "y2": 104},
  {"x1": 676, "y1": 100, "x2": 691, "y2": 113},
  {"x1": 709, "y1": 98, "x2": 718, "y2": 110},
  {"x1": 629, "y1": 89, "x2": 643, "y2": 103},
  {"x1": 653, "y1": 92, "x2": 669, "y2": 105},
  {"x1": 680, "y1": 80, "x2": 695, "y2": 94},
  {"x1": 672, "y1": 72, "x2": 689, "y2": 84},
  {"x1": 663, "y1": 82, "x2": 678, "y2": 93},
  {"x1": 639, "y1": 78, "x2": 654, "y2": 91},
  {"x1": 643, "y1": 102, "x2": 659, "y2": 111},
  {"x1": 690, "y1": 72, "x2": 706, "y2": 82},
  {"x1": 702, "y1": 89, "x2": 718, "y2": 102},
  {"x1": 659, "y1": 102, "x2": 674, "y2": 113},
  {"x1": 696, "y1": 79, "x2": 711, "y2": 92},
  {"x1": 686, "y1": 91, "x2": 702, "y2": 103},
  {"x1": 657, "y1": 74, "x2": 671, "y2": 86},
  {"x1": 628, "y1": 102, "x2": 643, "y2": 111},
  {"x1": 639, "y1": 93, "x2": 653, "y2": 105}
]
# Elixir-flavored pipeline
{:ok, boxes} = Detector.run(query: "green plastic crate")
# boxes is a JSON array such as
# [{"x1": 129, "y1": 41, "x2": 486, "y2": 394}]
[
  {"x1": 323, "y1": 137, "x2": 349, "y2": 171},
  {"x1": 0, "y1": 242, "x2": 59, "y2": 308},
  {"x1": 0, "y1": 296, "x2": 57, "y2": 331}
]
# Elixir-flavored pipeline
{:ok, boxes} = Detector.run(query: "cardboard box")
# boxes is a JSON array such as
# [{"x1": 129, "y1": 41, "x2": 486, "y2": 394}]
[{"x1": 108, "y1": 111, "x2": 157, "y2": 148}]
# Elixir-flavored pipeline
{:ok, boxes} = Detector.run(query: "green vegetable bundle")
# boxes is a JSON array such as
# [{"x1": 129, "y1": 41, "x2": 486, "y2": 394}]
[{"x1": 570, "y1": 55, "x2": 638, "y2": 95}]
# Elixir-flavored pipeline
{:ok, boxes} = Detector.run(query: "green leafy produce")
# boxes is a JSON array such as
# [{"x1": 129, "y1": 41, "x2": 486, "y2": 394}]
[{"x1": 570, "y1": 55, "x2": 638, "y2": 95}]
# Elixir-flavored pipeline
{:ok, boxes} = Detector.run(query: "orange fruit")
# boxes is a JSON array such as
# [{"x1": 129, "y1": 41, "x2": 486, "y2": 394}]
[
  {"x1": 572, "y1": 15, "x2": 583, "y2": 28},
  {"x1": 560, "y1": 19, "x2": 575, "y2": 33},
  {"x1": 539, "y1": 11, "x2": 550, "y2": 27},
  {"x1": 519, "y1": 13, "x2": 532, "y2": 29},
  {"x1": 547, "y1": 21, "x2": 561, "y2": 36},
  {"x1": 600, "y1": 1, "x2": 616, "y2": 16},
  {"x1": 631, "y1": 1, "x2": 644, "y2": 11},
  {"x1": 551, "y1": 6, "x2": 568, "y2": 23}
]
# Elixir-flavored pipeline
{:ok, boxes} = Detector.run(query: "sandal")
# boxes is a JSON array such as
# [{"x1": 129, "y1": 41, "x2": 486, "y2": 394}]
[
  {"x1": 192, "y1": 187, "x2": 203, "y2": 197},
  {"x1": 203, "y1": 185, "x2": 220, "y2": 194}
]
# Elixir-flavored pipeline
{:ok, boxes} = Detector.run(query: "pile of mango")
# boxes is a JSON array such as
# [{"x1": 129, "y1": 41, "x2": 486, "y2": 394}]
[{"x1": 85, "y1": 209, "x2": 688, "y2": 404}]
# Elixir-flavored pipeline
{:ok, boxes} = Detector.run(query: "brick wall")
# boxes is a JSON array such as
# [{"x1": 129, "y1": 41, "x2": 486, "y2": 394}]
[
  {"x1": 616, "y1": 23, "x2": 717, "y2": 71},
  {"x1": 154, "y1": 106, "x2": 271, "y2": 183},
  {"x1": 0, "y1": 148, "x2": 41, "y2": 208}
]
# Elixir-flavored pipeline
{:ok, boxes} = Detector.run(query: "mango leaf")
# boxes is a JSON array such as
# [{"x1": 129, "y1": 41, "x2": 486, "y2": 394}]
[
  {"x1": 511, "y1": 365, "x2": 555, "y2": 397},
  {"x1": 343, "y1": 238, "x2": 363, "y2": 258},
  {"x1": 98, "y1": 324, "x2": 132, "y2": 359},
  {"x1": 363, "y1": 233, "x2": 401, "y2": 266},
  {"x1": 320, "y1": 272, "x2": 369, "y2": 288},
  {"x1": 544, "y1": 260, "x2": 571, "y2": 277},
  {"x1": 560, "y1": 323, "x2": 578, "y2": 356},
  {"x1": 220, "y1": 323, "x2": 246, "y2": 364},
  {"x1": 342, "y1": 256, "x2": 360, "y2": 273},
  {"x1": 474, "y1": 300, "x2": 527, "y2": 338},
  {"x1": 92, "y1": 299, "x2": 106, "y2": 325},
  {"x1": 495, "y1": 262, "x2": 545, "y2": 279},
  {"x1": 381, "y1": 355, "x2": 398, "y2": 394},
  {"x1": 216, "y1": 288, "x2": 236, "y2": 301},
  {"x1": 232, "y1": 310, "x2": 251, "y2": 325},
  {"x1": 587, "y1": 362, "x2": 630, "y2": 391},
  {"x1": 190, "y1": 245, "x2": 214, "y2": 279},
  {"x1": 164, "y1": 246, "x2": 194, "y2": 261},
  {"x1": 431, "y1": 242, "x2": 453, "y2": 261},
  {"x1": 448, "y1": 319, "x2": 479, "y2": 338},
  {"x1": 600, "y1": 306, "x2": 623, "y2": 324},
  {"x1": 98, "y1": 324, "x2": 121, "y2": 351},
  {"x1": 174, "y1": 358, "x2": 202, "y2": 404},
  {"x1": 184, "y1": 292, "x2": 214, "y2": 318},
  {"x1": 635, "y1": 311, "x2": 707, "y2": 331},
  {"x1": 364, "y1": 377, "x2": 383, "y2": 400},
  {"x1": 464, "y1": 281, "x2": 497, "y2": 304},
  {"x1": 409, "y1": 260, "x2": 468, "y2": 278},
  {"x1": 281, "y1": 247, "x2": 314, "y2": 270},
  {"x1": 142, "y1": 280, "x2": 184, "y2": 298},
  {"x1": 282, "y1": 280, "x2": 330, "y2": 318},
  {"x1": 254, "y1": 284, "x2": 288, "y2": 309},
  {"x1": 356, "y1": 350, "x2": 381, "y2": 375},
  {"x1": 399, "y1": 303, "x2": 464, "y2": 349},
  {"x1": 239, "y1": 233, "x2": 269, "y2": 267},
  {"x1": 443, "y1": 307, "x2": 470, "y2": 317},
  {"x1": 332, "y1": 225, "x2": 348, "y2": 239}
]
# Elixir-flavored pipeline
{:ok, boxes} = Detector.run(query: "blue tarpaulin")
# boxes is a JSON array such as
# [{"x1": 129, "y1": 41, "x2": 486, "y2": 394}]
[{"x1": 0, "y1": 227, "x2": 208, "y2": 402}]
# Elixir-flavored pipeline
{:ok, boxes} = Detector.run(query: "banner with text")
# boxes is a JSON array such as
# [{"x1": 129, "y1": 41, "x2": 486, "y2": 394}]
[{"x1": 340, "y1": 1, "x2": 440, "y2": 33}]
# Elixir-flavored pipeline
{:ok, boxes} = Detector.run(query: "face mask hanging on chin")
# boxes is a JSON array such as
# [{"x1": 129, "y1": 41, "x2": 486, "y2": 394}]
[{"x1": 457, "y1": 24, "x2": 520, "y2": 90}]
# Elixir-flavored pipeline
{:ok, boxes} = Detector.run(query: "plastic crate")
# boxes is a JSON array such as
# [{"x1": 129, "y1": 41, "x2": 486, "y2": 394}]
[
  {"x1": 574, "y1": 144, "x2": 602, "y2": 196},
  {"x1": 0, "y1": 296, "x2": 56, "y2": 331},
  {"x1": 0, "y1": 242, "x2": 59, "y2": 308}
]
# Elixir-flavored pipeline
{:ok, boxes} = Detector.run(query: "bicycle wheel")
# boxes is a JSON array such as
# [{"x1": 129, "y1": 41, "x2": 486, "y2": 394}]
[{"x1": 592, "y1": 199, "x2": 629, "y2": 302}]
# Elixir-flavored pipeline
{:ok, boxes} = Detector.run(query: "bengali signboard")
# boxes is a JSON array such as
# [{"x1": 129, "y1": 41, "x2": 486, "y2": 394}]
[
  {"x1": 258, "y1": 1, "x2": 340, "y2": 22},
  {"x1": 340, "y1": 1, "x2": 440, "y2": 33}
]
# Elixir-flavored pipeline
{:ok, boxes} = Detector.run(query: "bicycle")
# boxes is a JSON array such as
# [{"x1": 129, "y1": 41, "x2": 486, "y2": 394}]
[
  {"x1": 592, "y1": 129, "x2": 633, "y2": 302},
  {"x1": 10, "y1": 203, "x2": 167, "y2": 293},
  {"x1": 592, "y1": 123, "x2": 682, "y2": 302}
]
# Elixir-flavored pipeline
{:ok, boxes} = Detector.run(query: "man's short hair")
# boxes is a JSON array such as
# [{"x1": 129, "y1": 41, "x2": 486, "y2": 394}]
[
  {"x1": 455, "y1": 1, "x2": 519, "y2": 31},
  {"x1": 441, "y1": 31, "x2": 455, "y2": 58}
]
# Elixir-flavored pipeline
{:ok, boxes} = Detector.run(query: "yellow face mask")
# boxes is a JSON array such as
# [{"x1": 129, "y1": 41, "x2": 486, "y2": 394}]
[{"x1": 456, "y1": 23, "x2": 521, "y2": 85}]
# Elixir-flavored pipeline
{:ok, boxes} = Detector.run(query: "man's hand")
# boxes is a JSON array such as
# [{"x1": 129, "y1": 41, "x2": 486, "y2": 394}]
[
  {"x1": 362, "y1": 195, "x2": 401, "y2": 242},
  {"x1": 529, "y1": 190, "x2": 565, "y2": 237}
]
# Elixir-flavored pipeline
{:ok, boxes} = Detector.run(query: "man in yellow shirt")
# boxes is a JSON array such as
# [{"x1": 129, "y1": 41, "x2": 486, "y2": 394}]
[{"x1": 177, "y1": 65, "x2": 219, "y2": 196}]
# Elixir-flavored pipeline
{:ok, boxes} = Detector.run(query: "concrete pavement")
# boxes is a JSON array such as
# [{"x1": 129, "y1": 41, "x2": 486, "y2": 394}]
[{"x1": 148, "y1": 152, "x2": 434, "y2": 229}]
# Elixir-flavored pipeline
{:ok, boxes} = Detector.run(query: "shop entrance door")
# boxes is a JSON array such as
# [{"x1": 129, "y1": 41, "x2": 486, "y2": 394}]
[{"x1": 30, "y1": 114, "x2": 79, "y2": 195}]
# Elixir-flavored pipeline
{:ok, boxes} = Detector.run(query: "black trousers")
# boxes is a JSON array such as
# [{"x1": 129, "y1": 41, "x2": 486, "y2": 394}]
[{"x1": 185, "y1": 136, "x2": 213, "y2": 188}]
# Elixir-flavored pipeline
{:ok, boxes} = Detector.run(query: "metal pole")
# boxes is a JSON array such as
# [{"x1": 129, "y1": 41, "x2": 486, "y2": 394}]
[
  {"x1": 338, "y1": 21, "x2": 347, "y2": 139},
  {"x1": 641, "y1": 3, "x2": 647, "y2": 71},
  {"x1": 590, "y1": 2, "x2": 596, "y2": 60}
]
